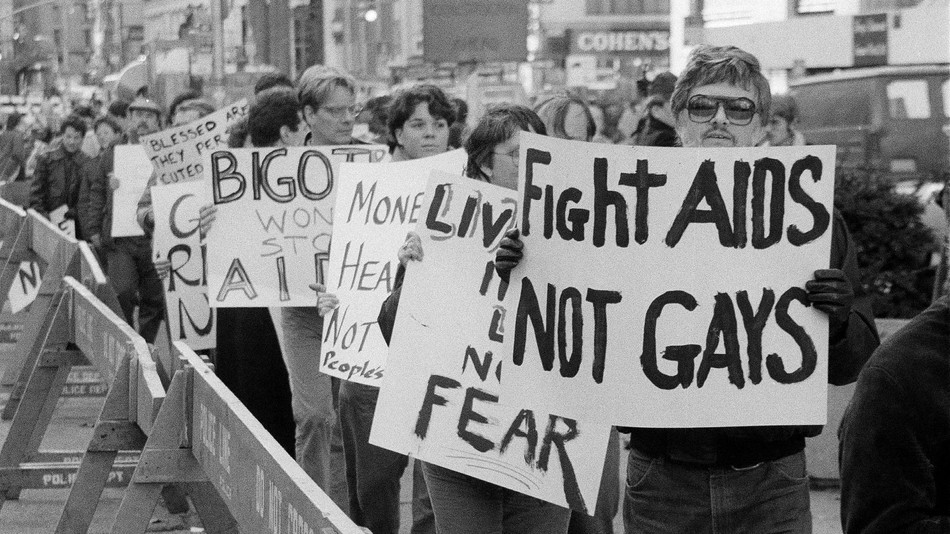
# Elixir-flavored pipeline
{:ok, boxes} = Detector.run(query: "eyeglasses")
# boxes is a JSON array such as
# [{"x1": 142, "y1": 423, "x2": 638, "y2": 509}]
[
  {"x1": 686, "y1": 95, "x2": 757, "y2": 126},
  {"x1": 320, "y1": 104, "x2": 362, "y2": 118},
  {"x1": 493, "y1": 147, "x2": 519, "y2": 160}
]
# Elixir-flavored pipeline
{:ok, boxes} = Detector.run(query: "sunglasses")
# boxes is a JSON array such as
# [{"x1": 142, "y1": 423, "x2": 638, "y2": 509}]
[{"x1": 686, "y1": 95, "x2": 757, "y2": 126}]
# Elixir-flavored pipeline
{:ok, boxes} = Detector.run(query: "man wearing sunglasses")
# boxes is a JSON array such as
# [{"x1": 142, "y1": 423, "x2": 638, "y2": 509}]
[{"x1": 493, "y1": 44, "x2": 880, "y2": 533}]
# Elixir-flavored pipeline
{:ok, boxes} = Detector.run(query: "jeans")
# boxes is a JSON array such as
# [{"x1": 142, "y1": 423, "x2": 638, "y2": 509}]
[
  {"x1": 339, "y1": 380, "x2": 434, "y2": 534},
  {"x1": 279, "y1": 307, "x2": 348, "y2": 511},
  {"x1": 623, "y1": 448, "x2": 812, "y2": 534},
  {"x1": 106, "y1": 236, "x2": 164, "y2": 343},
  {"x1": 569, "y1": 427, "x2": 620, "y2": 534},
  {"x1": 422, "y1": 462, "x2": 570, "y2": 534}
]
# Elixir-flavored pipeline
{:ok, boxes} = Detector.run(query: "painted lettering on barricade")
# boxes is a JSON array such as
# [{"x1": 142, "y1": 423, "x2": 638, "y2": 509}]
[
  {"x1": 499, "y1": 133, "x2": 836, "y2": 427},
  {"x1": 152, "y1": 181, "x2": 215, "y2": 349},
  {"x1": 73, "y1": 292, "x2": 127, "y2": 383},
  {"x1": 140, "y1": 100, "x2": 248, "y2": 186},
  {"x1": 8, "y1": 260, "x2": 41, "y2": 313},
  {"x1": 111, "y1": 144, "x2": 153, "y2": 237},
  {"x1": 320, "y1": 150, "x2": 467, "y2": 384},
  {"x1": 370, "y1": 172, "x2": 611, "y2": 512},
  {"x1": 205, "y1": 145, "x2": 389, "y2": 307}
]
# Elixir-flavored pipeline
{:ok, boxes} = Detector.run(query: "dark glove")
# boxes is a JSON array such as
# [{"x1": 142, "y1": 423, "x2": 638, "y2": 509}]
[
  {"x1": 494, "y1": 228, "x2": 523, "y2": 281},
  {"x1": 806, "y1": 268, "x2": 853, "y2": 337}
]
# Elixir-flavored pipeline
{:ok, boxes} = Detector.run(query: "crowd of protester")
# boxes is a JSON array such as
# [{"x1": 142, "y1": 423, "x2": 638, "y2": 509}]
[{"x1": 2, "y1": 44, "x2": 947, "y2": 534}]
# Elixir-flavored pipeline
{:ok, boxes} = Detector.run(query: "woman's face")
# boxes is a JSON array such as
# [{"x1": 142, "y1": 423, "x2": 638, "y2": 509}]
[
  {"x1": 394, "y1": 102, "x2": 450, "y2": 160},
  {"x1": 95, "y1": 123, "x2": 121, "y2": 149},
  {"x1": 485, "y1": 131, "x2": 521, "y2": 190}
]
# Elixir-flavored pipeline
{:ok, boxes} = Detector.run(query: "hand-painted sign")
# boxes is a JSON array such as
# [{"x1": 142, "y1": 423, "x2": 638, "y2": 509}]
[
  {"x1": 111, "y1": 144, "x2": 153, "y2": 238},
  {"x1": 500, "y1": 133, "x2": 836, "y2": 427},
  {"x1": 320, "y1": 150, "x2": 466, "y2": 384},
  {"x1": 205, "y1": 145, "x2": 388, "y2": 307}
]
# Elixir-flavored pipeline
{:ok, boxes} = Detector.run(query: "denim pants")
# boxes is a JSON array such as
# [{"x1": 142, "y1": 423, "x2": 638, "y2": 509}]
[
  {"x1": 106, "y1": 236, "x2": 164, "y2": 343},
  {"x1": 422, "y1": 461, "x2": 571, "y2": 534},
  {"x1": 623, "y1": 448, "x2": 812, "y2": 534},
  {"x1": 339, "y1": 380, "x2": 434, "y2": 534},
  {"x1": 279, "y1": 307, "x2": 348, "y2": 511}
]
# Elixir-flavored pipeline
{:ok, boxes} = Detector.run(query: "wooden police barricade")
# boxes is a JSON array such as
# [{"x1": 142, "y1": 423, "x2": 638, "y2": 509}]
[
  {"x1": 0, "y1": 199, "x2": 35, "y2": 368},
  {"x1": 1, "y1": 212, "x2": 110, "y2": 419},
  {"x1": 110, "y1": 341, "x2": 364, "y2": 534},
  {"x1": 0, "y1": 275, "x2": 149, "y2": 511}
]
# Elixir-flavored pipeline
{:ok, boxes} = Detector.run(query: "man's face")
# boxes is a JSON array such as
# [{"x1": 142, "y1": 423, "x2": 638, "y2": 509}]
[
  {"x1": 766, "y1": 115, "x2": 791, "y2": 143},
  {"x1": 675, "y1": 82, "x2": 763, "y2": 148},
  {"x1": 306, "y1": 86, "x2": 356, "y2": 145},
  {"x1": 61, "y1": 126, "x2": 84, "y2": 154},
  {"x1": 129, "y1": 109, "x2": 160, "y2": 138},
  {"x1": 95, "y1": 123, "x2": 120, "y2": 149}
]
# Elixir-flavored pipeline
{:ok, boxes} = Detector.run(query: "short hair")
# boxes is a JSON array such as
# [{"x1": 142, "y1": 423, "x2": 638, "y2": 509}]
[
  {"x1": 93, "y1": 115, "x2": 123, "y2": 135},
  {"x1": 5, "y1": 112, "x2": 22, "y2": 131},
  {"x1": 671, "y1": 45, "x2": 771, "y2": 126},
  {"x1": 248, "y1": 87, "x2": 302, "y2": 147},
  {"x1": 227, "y1": 116, "x2": 248, "y2": 148},
  {"x1": 297, "y1": 65, "x2": 356, "y2": 113},
  {"x1": 175, "y1": 98, "x2": 217, "y2": 120},
  {"x1": 107, "y1": 100, "x2": 129, "y2": 119},
  {"x1": 60, "y1": 114, "x2": 88, "y2": 136},
  {"x1": 770, "y1": 93, "x2": 799, "y2": 122},
  {"x1": 533, "y1": 94, "x2": 595, "y2": 142},
  {"x1": 362, "y1": 95, "x2": 393, "y2": 137},
  {"x1": 452, "y1": 98, "x2": 469, "y2": 124},
  {"x1": 168, "y1": 89, "x2": 202, "y2": 120},
  {"x1": 73, "y1": 105, "x2": 95, "y2": 120},
  {"x1": 464, "y1": 104, "x2": 546, "y2": 182},
  {"x1": 387, "y1": 84, "x2": 455, "y2": 151},
  {"x1": 255, "y1": 72, "x2": 295, "y2": 94}
]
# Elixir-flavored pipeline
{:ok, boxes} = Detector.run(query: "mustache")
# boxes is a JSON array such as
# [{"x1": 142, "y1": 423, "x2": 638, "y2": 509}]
[{"x1": 703, "y1": 126, "x2": 735, "y2": 139}]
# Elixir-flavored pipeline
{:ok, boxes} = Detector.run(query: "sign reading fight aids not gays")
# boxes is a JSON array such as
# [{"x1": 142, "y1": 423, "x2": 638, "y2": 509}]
[{"x1": 499, "y1": 133, "x2": 837, "y2": 428}]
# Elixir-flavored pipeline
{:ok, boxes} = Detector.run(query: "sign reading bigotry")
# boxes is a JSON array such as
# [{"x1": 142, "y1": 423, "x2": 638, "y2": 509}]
[
  {"x1": 500, "y1": 133, "x2": 836, "y2": 427},
  {"x1": 320, "y1": 150, "x2": 466, "y2": 384},
  {"x1": 152, "y1": 181, "x2": 215, "y2": 350},
  {"x1": 140, "y1": 100, "x2": 248, "y2": 186},
  {"x1": 205, "y1": 145, "x2": 388, "y2": 307},
  {"x1": 371, "y1": 172, "x2": 610, "y2": 512}
]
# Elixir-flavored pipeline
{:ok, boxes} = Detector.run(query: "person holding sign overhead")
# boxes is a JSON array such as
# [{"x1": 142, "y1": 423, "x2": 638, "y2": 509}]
[
  {"x1": 314, "y1": 84, "x2": 457, "y2": 534},
  {"x1": 495, "y1": 45, "x2": 880, "y2": 533}
]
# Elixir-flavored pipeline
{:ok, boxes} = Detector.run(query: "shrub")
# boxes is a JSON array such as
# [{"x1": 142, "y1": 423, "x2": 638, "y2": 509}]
[{"x1": 835, "y1": 166, "x2": 939, "y2": 318}]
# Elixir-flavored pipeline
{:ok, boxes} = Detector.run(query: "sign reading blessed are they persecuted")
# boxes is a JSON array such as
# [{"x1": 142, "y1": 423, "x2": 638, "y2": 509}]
[
  {"x1": 371, "y1": 172, "x2": 611, "y2": 513},
  {"x1": 500, "y1": 133, "x2": 836, "y2": 428},
  {"x1": 204, "y1": 145, "x2": 388, "y2": 307}
]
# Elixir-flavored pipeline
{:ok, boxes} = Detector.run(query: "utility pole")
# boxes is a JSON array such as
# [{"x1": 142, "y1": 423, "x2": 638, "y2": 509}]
[{"x1": 211, "y1": 0, "x2": 225, "y2": 93}]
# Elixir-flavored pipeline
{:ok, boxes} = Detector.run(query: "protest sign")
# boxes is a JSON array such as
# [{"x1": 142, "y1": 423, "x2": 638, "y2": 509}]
[
  {"x1": 319, "y1": 150, "x2": 467, "y2": 384},
  {"x1": 7, "y1": 260, "x2": 40, "y2": 314},
  {"x1": 49, "y1": 205, "x2": 74, "y2": 238},
  {"x1": 140, "y1": 100, "x2": 248, "y2": 186},
  {"x1": 500, "y1": 133, "x2": 836, "y2": 428},
  {"x1": 205, "y1": 144, "x2": 389, "y2": 307},
  {"x1": 152, "y1": 181, "x2": 215, "y2": 350},
  {"x1": 370, "y1": 172, "x2": 611, "y2": 512},
  {"x1": 110, "y1": 144, "x2": 152, "y2": 237}
]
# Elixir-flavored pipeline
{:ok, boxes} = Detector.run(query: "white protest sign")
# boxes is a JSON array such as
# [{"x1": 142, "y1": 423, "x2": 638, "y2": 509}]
[
  {"x1": 110, "y1": 144, "x2": 152, "y2": 237},
  {"x1": 320, "y1": 150, "x2": 467, "y2": 384},
  {"x1": 49, "y1": 204, "x2": 74, "y2": 238},
  {"x1": 205, "y1": 144, "x2": 389, "y2": 307},
  {"x1": 152, "y1": 181, "x2": 215, "y2": 350},
  {"x1": 370, "y1": 172, "x2": 611, "y2": 512},
  {"x1": 500, "y1": 133, "x2": 836, "y2": 428},
  {"x1": 140, "y1": 100, "x2": 248, "y2": 186},
  {"x1": 7, "y1": 260, "x2": 41, "y2": 314}
]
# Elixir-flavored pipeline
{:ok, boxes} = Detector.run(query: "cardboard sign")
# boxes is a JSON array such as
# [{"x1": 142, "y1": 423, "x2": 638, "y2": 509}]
[
  {"x1": 8, "y1": 260, "x2": 41, "y2": 314},
  {"x1": 320, "y1": 150, "x2": 467, "y2": 384},
  {"x1": 50, "y1": 204, "x2": 74, "y2": 238},
  {"x1": 152, "y1": 181, "x2": 215, "y2": 350},
  {"x1": 110, "y1": 144, "x2": 153, "y2": 237},
  {"x1": 370, "y1": 173, "x2": 610, "y2": 512},
  {"x1": 205, "y1": 145, "x2": 389, "y2": 307},
  {"x1": 140, "y1": 100, "x2": 248, "y2": 186},
  {"x1": 499, "y1": 133, "x2": 836, "y2": 428}
]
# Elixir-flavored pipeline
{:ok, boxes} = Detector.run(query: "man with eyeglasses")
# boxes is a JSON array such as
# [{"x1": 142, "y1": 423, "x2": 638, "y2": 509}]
[{"x1": 493, "y1": 45, "x2": 879, "y2": 533}]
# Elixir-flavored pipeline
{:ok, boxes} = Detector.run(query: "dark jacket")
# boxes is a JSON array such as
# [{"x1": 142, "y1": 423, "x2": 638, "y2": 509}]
[
  {"x1": 81, "y1": 144, "x2": 148, "y2": 247},
  {"x1": 624, "y1": 211, "x2": 880, "y2": 467},
  {"x1": 378, "y1": 263, "x2": 406, "y2": 345},
  {"x1": 0, "y1": 130, "x2": 27, "y2": 182},
  {"x1": 629, "y1": 115, "x2": 679, "y2": 147},
  {"x1": 839, "y1": 296, "x2": 949, "y2": 534},
  {"x1": 29, "y1": 144, "x2": 89, "y2": 224}
]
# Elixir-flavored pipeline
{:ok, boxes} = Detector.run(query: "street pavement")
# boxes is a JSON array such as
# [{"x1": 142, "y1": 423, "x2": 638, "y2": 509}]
[{"x1": 0, "y1": 349, "x2": 844, "y2": 534}]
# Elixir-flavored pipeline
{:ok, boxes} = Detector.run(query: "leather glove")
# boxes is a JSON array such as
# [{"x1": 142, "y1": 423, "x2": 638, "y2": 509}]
[
  {"x1": 806, "y1": 268, "x2": 854, "y2": 337},
  {"x1": 494, "y1": 228, "x2": 523, "y2": 281}
]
